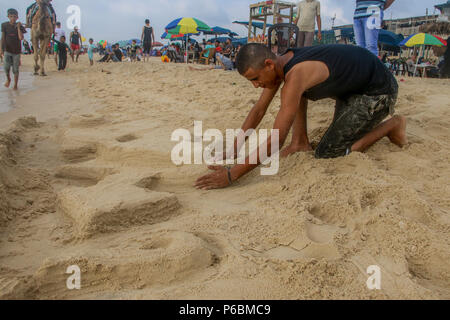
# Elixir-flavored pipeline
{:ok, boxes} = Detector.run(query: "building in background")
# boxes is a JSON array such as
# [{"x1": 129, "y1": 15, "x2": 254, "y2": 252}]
[{"x1": 435, "y1": 0, "x2": 450, "y2": 22}]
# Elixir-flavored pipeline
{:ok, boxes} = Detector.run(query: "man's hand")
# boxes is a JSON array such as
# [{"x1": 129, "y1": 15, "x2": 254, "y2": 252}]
[{"x1": 195, "y1": 166, "x2": 231, "y2": 190}]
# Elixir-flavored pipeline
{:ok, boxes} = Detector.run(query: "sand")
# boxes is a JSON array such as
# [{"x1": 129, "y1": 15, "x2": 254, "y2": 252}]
[{"x1": 0, "y1": 55, "x2": 449, "y2": 300}]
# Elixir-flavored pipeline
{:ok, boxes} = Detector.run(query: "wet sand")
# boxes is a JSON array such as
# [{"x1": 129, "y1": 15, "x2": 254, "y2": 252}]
[{"x1": 0, "y1": 66, "x2": 35, "y2": 113}]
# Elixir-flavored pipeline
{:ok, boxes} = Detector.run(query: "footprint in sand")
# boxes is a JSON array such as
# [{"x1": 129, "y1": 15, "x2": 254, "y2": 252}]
[
  {"x1": 69, "y1": 114, "x2": 109, "y2": 129},
  {"x1": 115, "y1": 134, "x2": 138, "y2": 143}
]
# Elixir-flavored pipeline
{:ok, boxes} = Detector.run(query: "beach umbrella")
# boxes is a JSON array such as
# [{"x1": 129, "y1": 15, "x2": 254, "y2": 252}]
[
  {"x1": 161, "y1": 32, "x2": 199, "y2": 40},
  {"x1": 153, "y1": 41, "x2": 164, "y2": 47},
  {"x1": 399, "y1": 33, "x2": 447, "y2": 47},
  {"x1": 165, "y1": 17, "x2": 211, "y2": 63},
  {"x1": 203, "y1": 26, "x2": 239, "y2": 37},
  {"x1": 165, "y1": 17, "x2": 212, "y2": 35},
  {"x1": 399, "y1": 33, "x2": 447, "y2": 77}
]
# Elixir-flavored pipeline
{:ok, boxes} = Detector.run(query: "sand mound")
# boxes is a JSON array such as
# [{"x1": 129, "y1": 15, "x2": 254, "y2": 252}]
[
  {"x1": 58, "y1": 172, "x2": 180, "y2": 237},
  {"x1": 1, "y1": 230, "x2": 220, "y2": 299},
  {"x1": 0, "y1": 117, "x2": 55, "y2": 228}
]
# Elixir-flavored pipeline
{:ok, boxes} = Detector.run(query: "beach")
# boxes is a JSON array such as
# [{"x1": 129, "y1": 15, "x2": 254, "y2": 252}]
[{"x1": 0, "y1": 55, "x2": 449, "y2": 299}]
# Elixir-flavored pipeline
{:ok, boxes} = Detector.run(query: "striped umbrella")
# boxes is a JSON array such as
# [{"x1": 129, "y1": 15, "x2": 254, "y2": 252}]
[
  {"x1": 399, "y1": 33, "x2": 447, "y2": 47},
  {"x1": 161, "y1": 32, "x2": 199, "y2": 40},
  {"x1": 165, "y1": 17, "x2": 212, "y2": 35}
]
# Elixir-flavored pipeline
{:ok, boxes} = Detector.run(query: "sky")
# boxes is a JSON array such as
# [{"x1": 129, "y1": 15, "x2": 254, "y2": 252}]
[{"x1": 0, "y1": 0, "x2": 446, "y2": 43}]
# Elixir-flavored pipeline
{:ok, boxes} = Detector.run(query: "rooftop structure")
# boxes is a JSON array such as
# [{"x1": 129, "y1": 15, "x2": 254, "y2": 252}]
[{"x1": 435, "y1": 0, "x2": 450, "y2": 22}]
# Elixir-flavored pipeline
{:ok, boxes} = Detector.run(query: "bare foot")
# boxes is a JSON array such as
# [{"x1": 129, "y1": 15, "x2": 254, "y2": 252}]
[
  {"x1": 13, "y1": 85, "x2": 18, "y2": 90},
  {"x1": 281, "y1": 143, "x2": 313, "y2": 158},
  {"x1": 4, "y1": 79, "x2": 10, "y2": 88},
  {"x1": 388, "y1": 115, "x2": 408, "y2": 147}
]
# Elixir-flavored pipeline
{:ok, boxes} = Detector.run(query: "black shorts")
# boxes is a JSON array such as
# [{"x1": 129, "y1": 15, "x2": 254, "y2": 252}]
[
  {"x1": 143, "y1": 42, "x2": 152, "y2": 54},
  {"x1": 315, "y1": 92, "x2": 397, "y2": 159}
]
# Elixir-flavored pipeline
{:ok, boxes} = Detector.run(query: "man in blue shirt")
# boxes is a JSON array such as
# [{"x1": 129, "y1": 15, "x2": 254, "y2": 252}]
[{"x1": 353, "y1": 0, "x2": 395, "y2": 56}]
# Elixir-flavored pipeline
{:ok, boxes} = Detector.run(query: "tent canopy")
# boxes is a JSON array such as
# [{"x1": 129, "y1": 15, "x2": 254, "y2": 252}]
[
  {"x1": 203, "y1": 26, "x2": 239, "y2": 37},
  {"x1": 379, "y1": 29, "x2": 404, "y2": 47},
  {"x1": 233, "y1": 21, "x2": 273, "y2": 30}
]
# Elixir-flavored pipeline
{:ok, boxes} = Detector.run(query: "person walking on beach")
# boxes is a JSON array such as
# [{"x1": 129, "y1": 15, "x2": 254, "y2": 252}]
[
  {"x1": 53, "y1": 35, "x2": 71, "y2": 71},
  {"x1": 141, "y1": 19, "x2": 154, "y2": 62},
  {"x1": 353, "y1": 0, "x2": 395, "y2": 56},
  {"x1": 294, "y1": 0, "x2": 322, "y2": 48},
  {"x1": 1, "y1": 9, "x2": 26, "y2": 90},
  {"x1": 195, "y1": 43, "x2": 407, "y2": 190},
  {"x1": 53, "y1": 21, "x2": 65, "y2": 67},
  {"x1": 70, "y1": 26, "x2": 83, "y2": 63},
  {"x1": 88, "y1": 38, "x2": 95, "y2": 66}
]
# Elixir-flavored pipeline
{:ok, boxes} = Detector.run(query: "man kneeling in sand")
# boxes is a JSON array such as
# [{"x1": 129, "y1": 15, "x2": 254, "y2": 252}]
[{"x1": 195, "y1": 43, "x2": 407, "y2": 190}]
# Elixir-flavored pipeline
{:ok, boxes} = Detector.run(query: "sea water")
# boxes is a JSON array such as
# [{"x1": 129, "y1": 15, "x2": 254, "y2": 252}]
[{"x1": 0, "y1": 66, "x2": 35, "y2": 113}]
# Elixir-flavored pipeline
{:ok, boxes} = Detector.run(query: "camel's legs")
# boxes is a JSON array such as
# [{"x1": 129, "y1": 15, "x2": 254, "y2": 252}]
[
  {"x1": 39, "y1": 37, "x2": 50, "y2": 76},
  {"x1": 32, "y1": 38, "x2": 40, "y2": 75}
]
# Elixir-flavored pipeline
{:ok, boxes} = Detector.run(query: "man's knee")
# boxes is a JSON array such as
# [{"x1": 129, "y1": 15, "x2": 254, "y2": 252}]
[
  {"x1": 314, "y1": 142, "x2": 348, "y2": 159},
  {"x1": 314, "y1": 144, "x2": 328, "y2": 159}
]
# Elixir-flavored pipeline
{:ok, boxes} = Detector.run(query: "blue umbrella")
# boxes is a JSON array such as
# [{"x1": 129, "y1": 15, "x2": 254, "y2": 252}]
[{"x1": 203, "y1": 26, "x2": 239, "y2": 37}]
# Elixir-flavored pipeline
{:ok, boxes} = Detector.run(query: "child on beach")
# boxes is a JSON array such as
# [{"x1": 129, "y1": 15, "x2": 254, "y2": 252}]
[
  {"x1": 130, "y1": 40, "x2": 139, "y2": 62},
  {"x1": 53, "y1": 35, "x2": 72, "y2": 71},
  {"x1": 1, "y1": 9, "x2": 26, "y2": 90},
  {"x1": 88, "y1": 38, "x2": 95, "y2": 66}
]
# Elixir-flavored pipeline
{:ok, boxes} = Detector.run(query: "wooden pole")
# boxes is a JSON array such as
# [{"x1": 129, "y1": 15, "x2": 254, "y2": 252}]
[{"x1": 248, "y1": 8, "x2": 252, "y2": 40}]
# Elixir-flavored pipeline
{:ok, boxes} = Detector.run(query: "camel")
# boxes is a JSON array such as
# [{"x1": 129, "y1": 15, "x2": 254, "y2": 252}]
[{"x1": 30, "y1": 0, "x2": 53, "y2": 76}]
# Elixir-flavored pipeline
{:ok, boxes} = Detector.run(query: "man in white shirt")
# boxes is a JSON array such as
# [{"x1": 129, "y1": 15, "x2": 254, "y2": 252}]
[
  {"x1": 54, "y1": 22, "x2": 65, "y2": 66},
  {"x1": 294, "y1": 0, "x2": 322, "y2": 48}
]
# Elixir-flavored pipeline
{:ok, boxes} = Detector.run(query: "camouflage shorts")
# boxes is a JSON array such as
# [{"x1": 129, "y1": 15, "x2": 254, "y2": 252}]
[{"x1": 315, "y1": 92, "x2": 397, "y2": 159}]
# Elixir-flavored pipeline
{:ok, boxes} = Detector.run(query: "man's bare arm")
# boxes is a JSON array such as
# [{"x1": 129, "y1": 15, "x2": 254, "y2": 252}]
[
  {"x1": 317, "y1": 15, "x2": 322, "y2": 41},
  {"x1": 228, "y1": 85, "x2": 280, "y2": 155},
  {"x1": 385, "y1": 0, "x2": 395, "y2": 10},
  {"x1": 17, "y1": 23, "x2": 24, "y2": 41},
  {"x1": 230, "y1": 62, "x2": 329, "y2": 181},
  {"x1": 0, "y1": 31, "x2": 5, "y2": 55},
  {"x1": 241, "y1": 85, "x2": 280, "y2": 132},
  {"x1": 229, "y1": 77, "x2": 302, "y2": 181}
]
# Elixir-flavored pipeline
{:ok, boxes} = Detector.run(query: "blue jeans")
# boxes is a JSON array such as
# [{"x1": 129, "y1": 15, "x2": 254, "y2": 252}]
[{"x1": 354, "y1": 12, "x2": 383, "y2": 56}]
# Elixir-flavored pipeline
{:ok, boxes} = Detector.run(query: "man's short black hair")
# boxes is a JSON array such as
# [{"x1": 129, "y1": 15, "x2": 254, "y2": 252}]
[
  {"x1": 56, "y1": 21, "x2": 61, "y2": 26},
  {"x1": 236, "y1": 43, "x2": 277, "y2": 75},
  {"x1": 145, "y1": 19, "x2": 150, "y2": 24},
  {"x1": 7, "y1": 8, "x2": 18, "y2": 16}
]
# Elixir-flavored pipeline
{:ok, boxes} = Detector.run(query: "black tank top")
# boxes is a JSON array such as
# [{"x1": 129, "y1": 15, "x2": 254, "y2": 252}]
[
  {"x1": 283, "y1": 44, "x2": 397, "y2": 101},
  {"x1": 71, "y1": 32, "x2": 80, "y2": 45},
  {"x1": 143, "y1": 26, "x2": 153, "y2": 43}
]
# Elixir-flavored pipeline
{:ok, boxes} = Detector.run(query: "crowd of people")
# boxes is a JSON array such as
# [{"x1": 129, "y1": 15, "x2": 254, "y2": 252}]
[{"x1": 1, "y1": 1, "x2": 450, "y2": 92}]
